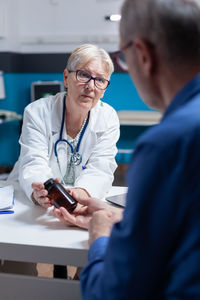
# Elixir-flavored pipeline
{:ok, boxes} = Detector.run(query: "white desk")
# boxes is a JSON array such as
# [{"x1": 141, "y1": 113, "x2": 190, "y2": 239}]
[{"x1": 0, "y1": 180, "x2": 127, "y2": 300}]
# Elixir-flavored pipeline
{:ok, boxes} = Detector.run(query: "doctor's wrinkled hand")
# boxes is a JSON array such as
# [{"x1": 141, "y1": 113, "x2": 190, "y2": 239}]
[
  {"x1": 68, "y1": 187, "x2": 90, "y2": 200},
  {"x1": 54, "y1": 196, "x2": 123, "y2": 230},
  {"x1": 31, "y1": 182, "x2": 53, "y2": 208}
]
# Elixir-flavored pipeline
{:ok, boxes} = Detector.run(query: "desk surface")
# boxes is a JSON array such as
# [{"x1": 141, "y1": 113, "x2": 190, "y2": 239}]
[{"x1": 0, "y1": 181, "x2": 127, "y2": 267}]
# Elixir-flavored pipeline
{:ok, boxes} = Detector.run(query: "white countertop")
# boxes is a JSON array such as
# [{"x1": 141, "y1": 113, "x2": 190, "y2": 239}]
[{"x1": 0, "y1": 181, "x2": 127, "y2": 266}]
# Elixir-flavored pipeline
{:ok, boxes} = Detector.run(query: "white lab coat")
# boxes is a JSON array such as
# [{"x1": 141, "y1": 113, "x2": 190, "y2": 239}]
[{"x1": 8, "y1": 92, "x2": 120, "y2": 200}]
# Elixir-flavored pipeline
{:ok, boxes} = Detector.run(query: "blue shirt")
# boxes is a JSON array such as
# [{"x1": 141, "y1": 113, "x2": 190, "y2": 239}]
[{"x1": 81, "y1": 74, "x2": 200, "y2": 299}]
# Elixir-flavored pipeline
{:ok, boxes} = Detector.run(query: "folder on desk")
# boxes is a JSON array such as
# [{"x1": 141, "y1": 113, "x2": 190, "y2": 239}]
[{"x1": 0, "y1": 185, "x2": 14, "y2": 214}]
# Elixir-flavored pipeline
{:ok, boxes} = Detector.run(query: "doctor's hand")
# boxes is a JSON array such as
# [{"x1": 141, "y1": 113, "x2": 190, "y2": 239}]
[
  {"x1": 31, "y1": 182, "x2": 53, "y2": 208},
  {"x1": 67, "y1": 187, "x2": 90, "y2": 200}
]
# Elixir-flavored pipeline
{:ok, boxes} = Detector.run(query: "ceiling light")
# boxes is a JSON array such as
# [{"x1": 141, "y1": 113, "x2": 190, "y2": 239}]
[{"x1": 105, "y1": 14, "x2": 121, "y2": 22}]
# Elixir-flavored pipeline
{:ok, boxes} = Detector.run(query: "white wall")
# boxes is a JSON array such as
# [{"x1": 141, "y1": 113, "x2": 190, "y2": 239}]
[{"x1": 0, "y1": 0, "x2": 123, "y2": 53}]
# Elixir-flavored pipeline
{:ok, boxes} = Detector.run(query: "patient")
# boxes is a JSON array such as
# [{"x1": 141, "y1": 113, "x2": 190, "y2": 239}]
[{"x1": 55, "y1": 0, "x2": 200, "y2": 298}]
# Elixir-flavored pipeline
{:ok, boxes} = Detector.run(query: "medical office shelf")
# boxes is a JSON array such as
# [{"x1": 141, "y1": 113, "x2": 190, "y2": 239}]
[
  {"x1": 0, "y1": 112, "x2": 22, "y2": 168},
  {"x1": 116, "y1": 110, "x2": 162, "y2": 164}
]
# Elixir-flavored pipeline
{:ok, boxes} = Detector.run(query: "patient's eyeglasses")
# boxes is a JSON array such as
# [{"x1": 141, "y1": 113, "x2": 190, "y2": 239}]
[{"x1": 113, "y1": 41, "x2": 133, "y2": 72}]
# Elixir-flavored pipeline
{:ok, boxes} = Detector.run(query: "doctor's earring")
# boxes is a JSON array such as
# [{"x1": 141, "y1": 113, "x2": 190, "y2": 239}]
[{"x1": 64, "y1": 87, "x2": 68, "y2": 96}]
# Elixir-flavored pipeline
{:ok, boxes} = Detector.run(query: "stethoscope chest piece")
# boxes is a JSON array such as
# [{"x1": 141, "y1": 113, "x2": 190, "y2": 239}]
[
  {"x1": 54, "y1": 95, "x2": 89, "y2": 168},
  {"x1": 71, "y1": 152, "x2": 82, "y2": 166}
]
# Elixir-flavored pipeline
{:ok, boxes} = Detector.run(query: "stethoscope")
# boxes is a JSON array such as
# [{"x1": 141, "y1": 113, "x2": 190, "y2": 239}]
[{"x1": 54, "y1": 95, "x2": 90, "y2": 167}]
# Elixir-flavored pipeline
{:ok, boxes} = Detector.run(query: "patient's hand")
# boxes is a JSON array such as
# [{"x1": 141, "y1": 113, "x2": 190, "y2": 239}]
[
  {"x1": 89, "y1": 209, "x2": 123, "y2": 245},
  {"x1": 53, "y1": 196, "x2": 107, "y2": 229},
  {"x1": 53, "y1": 196, "x2": 123, "y2": 230},
  {"x1": 31, "y1": 182, "x2": 52, "y2": 208}
]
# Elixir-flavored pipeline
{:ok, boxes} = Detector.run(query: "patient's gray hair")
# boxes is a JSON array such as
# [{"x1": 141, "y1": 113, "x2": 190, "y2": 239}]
[{"x1": 120, "y1": 0, "x2": 200, "y2": 67}]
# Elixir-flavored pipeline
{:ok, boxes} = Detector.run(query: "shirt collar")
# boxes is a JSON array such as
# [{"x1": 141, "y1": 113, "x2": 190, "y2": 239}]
[{"x1": 162, "y1": 73, "x2": 200, "y2": 120}]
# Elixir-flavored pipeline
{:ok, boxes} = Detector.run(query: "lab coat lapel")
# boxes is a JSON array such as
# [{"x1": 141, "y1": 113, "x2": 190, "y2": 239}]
[
  {"x1": 51, "y1": 93, "x2": 65, "y2": 134},
  {"x1": 79, "y1": 126, "x2": 97, "y2": 166},
  {"x1": 51, "y1": 133, "x2": 67, "y2": 177},
  {"x1": 50, "y1": 93, "x2": 68, "y2": 178},
  {"x1": 79, "y1": 103, "x2": 103, "y2": 166}
]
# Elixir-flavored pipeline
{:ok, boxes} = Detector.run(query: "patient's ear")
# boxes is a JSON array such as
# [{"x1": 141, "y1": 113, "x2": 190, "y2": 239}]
[{"x1": 134, "y1": 39, "x2": 156, "y2": 76}]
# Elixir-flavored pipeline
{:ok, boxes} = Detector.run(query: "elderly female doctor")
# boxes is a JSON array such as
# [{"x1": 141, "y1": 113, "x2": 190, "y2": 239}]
[{"x1": 9, "y1": 44, "x2": 120, "y2": 208}]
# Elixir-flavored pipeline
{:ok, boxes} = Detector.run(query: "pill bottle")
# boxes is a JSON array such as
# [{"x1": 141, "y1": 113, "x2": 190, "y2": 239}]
[{"x1": 44, "y1": 178, "x2": 77, "y2": 213}]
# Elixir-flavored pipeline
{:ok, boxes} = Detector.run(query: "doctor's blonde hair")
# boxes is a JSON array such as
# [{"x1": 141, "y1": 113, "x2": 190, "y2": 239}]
[{"x1": 66, "y1": 44, "x2": 114, "y2": 77}]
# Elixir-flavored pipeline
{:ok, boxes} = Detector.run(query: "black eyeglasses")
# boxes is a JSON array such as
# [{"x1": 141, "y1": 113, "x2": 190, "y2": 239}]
[
  {"x1": 68, "y1": 69, "x2": 110, "y2": 90},
  {"x1": 113, "y1": 41, "x2": 133, "y2": 72}
]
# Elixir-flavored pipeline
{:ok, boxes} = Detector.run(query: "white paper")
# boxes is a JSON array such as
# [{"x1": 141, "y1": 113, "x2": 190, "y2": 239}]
[{"x1": 0, "y1": 185, "x2": 14, "y2": 210}]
